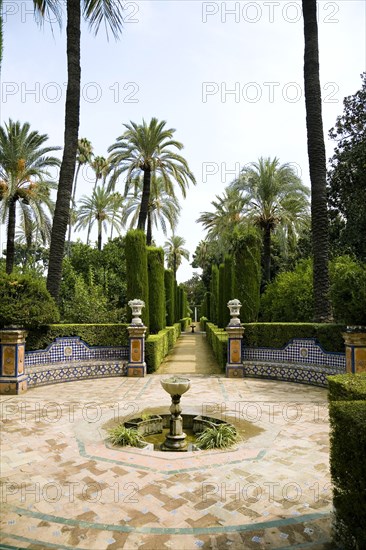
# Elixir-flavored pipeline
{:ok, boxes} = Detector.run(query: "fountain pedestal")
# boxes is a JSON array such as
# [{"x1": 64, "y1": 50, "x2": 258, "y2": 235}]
[{"x1": 160, "y1": 377, "x2": 191, "y2": 452}]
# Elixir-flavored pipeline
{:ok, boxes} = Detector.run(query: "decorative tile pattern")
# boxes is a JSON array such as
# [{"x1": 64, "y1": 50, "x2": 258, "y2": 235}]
[
  {"x1": 242, "y1": 338, "x2": 345, "y2": 387},
  {"x1": 25, "y1": 337, "x2": 128, "y2": 366},
  {"x1": 24, "y1": 337, "x2": 128, "y2": 387}
]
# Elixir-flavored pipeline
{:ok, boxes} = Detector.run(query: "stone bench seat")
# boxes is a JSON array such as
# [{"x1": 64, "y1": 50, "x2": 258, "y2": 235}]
[
  {"x1": 241, "y1": 359, "x2": 345, "y2": 387},
  {"x1": 27, "y1": 359, "x2": 127, "y2": 388}
]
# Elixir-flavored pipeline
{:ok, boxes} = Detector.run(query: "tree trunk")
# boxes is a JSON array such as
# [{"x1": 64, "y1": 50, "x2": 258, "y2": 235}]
[
  {"x1": 137, "y1": 168, "x2": 151, "y2": 232},
  {"x1": 46, "y1": 0, "x2": 81, "y2": 301},
  {"x1": 66, "y1": 161, "x2": 81, "y2": 256},
  {"x1": 263, "y1": 225, "x2": 271, "y2": 283},
  {"x1": 146, "y1": 209, "x2": 152, "y2": 245},
  {"x1": 86, "y1": 175, "x2": 98, "y2": 245},
  {"x1": 97, "y1": 219, "x2": 102, "y2": 251},
  {"x1": 5, "y1": 197, "x2": 16, "y2": 274},
  {"x1": 302, "y1": 0, "x2": 332, "y2": 322}
]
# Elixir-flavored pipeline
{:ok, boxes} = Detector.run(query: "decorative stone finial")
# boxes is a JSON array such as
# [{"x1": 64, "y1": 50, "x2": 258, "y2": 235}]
[
  {"x1": 128, "y1": 299, "x2": 145, "y2": 326},
  {"x1": 227, "y1": 299, "x2": 242, "y2": 327}
]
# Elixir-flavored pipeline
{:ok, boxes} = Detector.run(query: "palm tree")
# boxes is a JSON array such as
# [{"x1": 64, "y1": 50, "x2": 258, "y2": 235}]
[
  {"x1": 86, "y1": 155, "x2": 110, "y2": 244},
  {"x1": 32, "y1": 0, "x2": 124, "y2": 301},
  {"x1": 302, "y1": 0, "x2": 332, "y2": 321},
  {"x1": 75, "y1": 186, "x2": 124, "y2": 251},
  {"x1": 67, "y1": 137, "x2": 93, "y2": 254},
  {"x1": 123, "y1": 176, "x2": 180, "y2": 245},
  {"x1": 197, "y1": 187, "x2": 248, "y2": 247},
  {"x1": 0, "y1": 119, "x2": 60, "y2": 274},
  {"x1": 164, "y1": 235, "x2": 190, "y2": 280},
  {"x1": 231, "y1": 157, "x2": 310, "y2": 283},
  {"x1": 107, "y1": 117, "x2": 196, "y2": 233}
]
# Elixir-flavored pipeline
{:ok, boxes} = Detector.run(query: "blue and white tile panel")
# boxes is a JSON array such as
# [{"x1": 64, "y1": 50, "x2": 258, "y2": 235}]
[
  {"x1": 243, "y1": 338, "x2": 345, "y2": 369},
  {"x1": 27, "y1": 360, "x2": 127, "y2": 387},
  {"x1": 25, "y1": 337, "x2": 129, "y2": 366},
  {"x1": 242, "y1": 361, "x2": 344, "y2": 387}
]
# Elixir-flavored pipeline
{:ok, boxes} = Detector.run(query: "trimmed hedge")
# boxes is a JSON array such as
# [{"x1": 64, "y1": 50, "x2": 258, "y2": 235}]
[
  {"x1": 328, "y1": 375, "x2": 366, "y2": 550},
  {"x1": 328, "y1": 373, "x2": 366, "y2": 402},
  {"x1": 26, "y1": 323, "x2": 130, "y2": 351},
  {"x1": 125, "y1": 230, "x2": 149, "y2": 328},
  {"x1": 233, "y1": 228, "x2": 261, "y2": 323},
  {"x1": 147, "y1": 247, "x2": 166, "y2": 334},
  {"x1": 164, "y1": 269, "x2": 175, "y2": 326},
  {"x1": 200, "y1": 316, "x2": 208, "y2": 331},
  {"x1": 205, "y1": 322, "x2": 228, "y2": 370},
  {"x1": 242, "y1": 323, "x2": 346, "y2": 352},
  {"x1": 180, "y1": 317, "x2": 191, "y2": 331},
  {"x1": 218, "y1": 263, "x2": 225, "y2": 328},
  {"x1": 211, "y1": 264, "x2": 219, "y2": 325},
  {"x1": 145, "y1": 323, "x2": 181, "y2": 372},
  {"x1": 223, "y1": 255, "x2": 234, "y2": 327}
]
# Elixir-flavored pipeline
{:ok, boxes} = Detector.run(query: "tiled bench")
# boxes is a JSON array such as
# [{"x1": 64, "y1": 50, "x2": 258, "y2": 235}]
[
  {"x1": 242, "y1": 338, "x2": 346, "y2": 387},
  {"x1": 25, "y1": 337, "x2": 128, "y2": 388}
]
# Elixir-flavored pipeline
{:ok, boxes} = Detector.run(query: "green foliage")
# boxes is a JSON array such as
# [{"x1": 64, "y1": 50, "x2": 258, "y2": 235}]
[
  {"x1": 125, "y1": 230, "x2": 149, "y2": 327},
  {"x1": 181, "y1": 273, "x2": 206, "y2": 311},
  {"x1": 205, "y1": 322, "x2": 228, "y2": 369},
  {"x1": 223, "y1": 255, "x2": 234, "y2": 326},
  {"x1": 26, "y1": 323, "x2": 129, "y2": 351},
  {"x1": 260, "y1": 260, "x2": 313, "y2": 322},
  {"x1": 164, "y1": 269, "x2": 175, "y2": 326},
  {"x1": 180, "y1": 317, "x2": 191, "y2": 331},
  {"x1": 218, "y1": 263, "x2": 225, "y2": 328},
  {"x1": 0, "y1": 273, "x2": 59, "y2": 329},
  {"x1": 196, "y1": 423, "x2": 237, "y2": 449},
  {"x1": 243, "y1": 323, "x2": 345, "y2": 352},
  {"x1": 232, "y1": 227, "x2": 261, "y2": 323},
  {"x1": 328, "y1": 373, "x2": 366, "y2": 402},
  {"x1": 329, "y1": 398, "x2": 366, "y2": 549},
  {"x1": 108, "y1": 425, "x2": 145, "y2": 447},
  {"x1": 210, "y1": 264, "x2": 219, "y2": 325},
  {"x1": 147, "y1": 247, "x2": 166, "y2": 333},
  {"x1": 200, "y1": 316, "x2": 208, "y2": 331},
  {"x1": 330, "y1": 256, "x2": 366, "y2": 325},
  {"x1": 145, "y1": 323, "x2": 181, "y2": 372}
]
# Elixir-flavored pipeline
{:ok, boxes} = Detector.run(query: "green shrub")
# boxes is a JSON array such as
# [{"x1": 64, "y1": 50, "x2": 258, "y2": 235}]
[
  {"x1": 260, "y1": 260, "x2": 313, "y2": 322},
  {"x1": 330, "y1": 256, "x2": 366, "y2": 325},
  {"x1": 164, "y1": 269, "x2": 175, "y2": 326},
  {"x1": 243, "y1": 322, "x2": 345, "y2": 352},
  {"x1": 200, "y1": 316, "x2": 208, "y2": 331},
  {"x1": 218, "y1": 263, "x2": 225, "y2": 328},
  {"x1": 210, "y1": 264, "x2": 219, "y2": 325},
  {"x1": 206, "y1": 322, "x2": 228, "y2": 369},
  {"x1": 328, "y1": 373, "x2": 366, "y2": 402},
  {"x1": 233, "y1": 227, "x2": 261, "y2": 323},
  {"x1": 145, "y1": 323, "x2": 181, "y2": 372},
  {"x1": 26, "y1": 323, "x2": 129, "y2": 351},
  {"x1": 125, "y1": 230, "x2": 149, "y2": 328},
  {"x1": 108, "y1": 425, "x2": 145, "y2": 447},
  {"x1": 180, "y1": 317, "x2": 191, "y2": 331},
  {"x1": 147, "y1": 247, "x2": 166, "y2": 334},
  {"x1": 329, "y1": 400, "x2": 366, "y2": 549},
  {"x1": 0, "y1": 274, "x2": 59, "y2": 329},
  {"x1": 196, "y1": 424, "x2": 237, "y2": 449}
]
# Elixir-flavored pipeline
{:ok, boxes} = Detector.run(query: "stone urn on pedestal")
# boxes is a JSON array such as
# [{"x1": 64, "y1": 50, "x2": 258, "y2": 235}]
[{"x1": 160, "y1": 377, "x2": 191, "y2": 451}]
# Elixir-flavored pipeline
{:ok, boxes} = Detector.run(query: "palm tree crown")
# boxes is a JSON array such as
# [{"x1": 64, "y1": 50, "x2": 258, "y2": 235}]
[
  {"x1": 108, "y1": 117, "x2": 196, "y2": 233},
  {"x1": 231, "y1": 157, "x2": 310, "y2": 282},
  {"x1": 164, "y1": 235, "x2": 190, "y2": 280},
  {"x1": 0, "y1": 119, "x2": 60, "y2": 273}
]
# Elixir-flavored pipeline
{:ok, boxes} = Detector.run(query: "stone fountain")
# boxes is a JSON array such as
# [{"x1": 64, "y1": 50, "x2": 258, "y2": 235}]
[{"x1": 160, "y1": 376, "x2": 191, "y2": 451}]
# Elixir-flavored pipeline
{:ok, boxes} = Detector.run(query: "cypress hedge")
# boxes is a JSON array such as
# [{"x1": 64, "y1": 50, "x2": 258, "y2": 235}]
[
  {"x1": 218, "y1": 263, "x2": 225, "y2": 328},
  {"x1": 125, "y1": 230, "x2": 149, "y2": 327},
  {"x1": 328, "y1": 374, "x2": 366, "y2": 549},
  {"x1": 147, "y1": 247, "x2": 166, "y2": 334},
  {"x1": 211, "y1": 264, "x2": 219, "y2": 325},
  {"x1": 26, "y1": 323, "x2": 129, "y2": 350},
  {"x1": 233, "y1": 228, "x2": 261, "y2": 323},
  {"x1": 223, "y1": 255, "x2": 234, "y2": 326},
  {"x1": 164, "y1": 269, "x2": 175, "y2": 326}
]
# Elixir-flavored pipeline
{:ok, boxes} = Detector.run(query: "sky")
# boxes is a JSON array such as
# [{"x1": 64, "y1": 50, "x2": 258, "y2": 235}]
[{"x1": 1, "y1": 0, "x2": 365, "y2": 282}]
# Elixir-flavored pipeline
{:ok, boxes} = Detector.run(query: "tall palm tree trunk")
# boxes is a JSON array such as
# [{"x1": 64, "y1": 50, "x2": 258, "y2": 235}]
[
  {"x1": 97, "y1": 219, "x2": 102, "y2": 251},
  {"x1": 302, "y1": 0, "x2": 332, "y2": 322},
  {"x1": 146, "y1": 209, "x2": 152, "y2": 245},
  {"x1": 86, "y1": 175, "x2": 98, "y2": 245},
  {"x1": 47, "y1": 0, "x2": 81, "y2": 301},
  {"x1": 137, "y1": 168, "x2": 151, "y2": 231},
  {"x1": 5, "y1": 197, "x2": 16, "y2": 274},
  {"x1": 263, "y1": 225, "x2": 271, "y2": 283}
]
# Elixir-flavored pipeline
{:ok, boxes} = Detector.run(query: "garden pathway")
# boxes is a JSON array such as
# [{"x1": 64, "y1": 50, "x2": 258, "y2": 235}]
[{"x1": 156, "y1": 323, "x2": 223, "y2": 375}]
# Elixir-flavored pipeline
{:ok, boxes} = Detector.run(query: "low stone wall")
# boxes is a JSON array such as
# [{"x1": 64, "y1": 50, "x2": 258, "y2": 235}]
[
  {"x1": 242, "y1": 338, "x2": 345, "y2": 387},
  {"x1": 25, "y1": 337, "x2": 128, "y2": 388}
]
